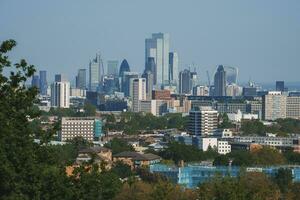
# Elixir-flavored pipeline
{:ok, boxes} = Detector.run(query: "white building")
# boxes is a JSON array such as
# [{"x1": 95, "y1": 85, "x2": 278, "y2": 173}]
[
  {"x1": 145, "y1": 33, "x2": 170, "y2": 86},
  {"x1": 60, "y1": 117, "x2": 102, "y2": 142},
  {"x1": 217, "y1": 140, "x2": 231, "y2": 155},
  {"x1": 132, "y1": 78, "x2": 146, "y2": 112},
  {"x1": 51, "y1": 81, "x2": 70, "y2": 108},
  {"x1": 188, "y1": 106, "x2": 218, "y2": 136},
  {"x1": 197, "y1": 137, "x2": 218, "y2": 151},
  {"x1": 262, "y1": 91, "x2": 287, "y2": 120}
]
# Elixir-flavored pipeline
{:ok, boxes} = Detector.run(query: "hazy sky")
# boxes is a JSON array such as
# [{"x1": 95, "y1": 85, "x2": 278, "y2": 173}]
[{"x1": 1, "y1": 0, "x2": 300, "y2": 84}]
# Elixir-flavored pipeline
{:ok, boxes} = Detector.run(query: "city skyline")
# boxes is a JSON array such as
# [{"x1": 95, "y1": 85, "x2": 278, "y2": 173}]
[{"x1": 1, "y1": 0, "x2": 300, "y2": 83}]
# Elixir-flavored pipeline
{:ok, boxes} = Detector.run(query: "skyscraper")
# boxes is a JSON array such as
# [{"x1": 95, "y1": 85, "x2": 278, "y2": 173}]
[
  {"x1": 31, "y1": 75, "x2": 40, "y2": 89},
  {"x1": 122, "y1": 72, "x2": 139, "y2": 97},
  {"x1": 179, "y1": 69, "x2": 192, "y2": 94},
  {"x1": 51, "y1": 81, "x2": 70, "y2": 108},
  {"x1": 107, "y1": 60, "x2": 119, "y2": 77},
  {"x1": 169, "y1": 52, "x2": 179, "y2": 85},
  {"x1": 76, "y1": 69, "x2": 86, "y2": 90},
  {"x1": 145, "y1": 33, "x2": 170, "y2": 86},
  {"x1": 142, "y1": 70, "x2": 154, "y2": 100},
  {"x1": 39, "y1": 70, "x2": 47, "y2": 95},
  {"x1": 89, "y1": 54, "x2": 104, "y2": 92},
  {"x1": 119, "y1": 59, "x2": 130, "y2": 78},
  {"x1": 214, "y1": 65, "x2": 226, "y2": 96},
  {"x1": 132, "y1": 78, "x2": 146, "y2": 112},
  {"x1": 276, "y1": 81, "x2": 285, "y2": 92}
]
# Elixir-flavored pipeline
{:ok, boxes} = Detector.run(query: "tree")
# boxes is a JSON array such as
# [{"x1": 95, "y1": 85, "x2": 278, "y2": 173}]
[{"x1": 274, "y1": 168, "x2": 293, "y2": 194}]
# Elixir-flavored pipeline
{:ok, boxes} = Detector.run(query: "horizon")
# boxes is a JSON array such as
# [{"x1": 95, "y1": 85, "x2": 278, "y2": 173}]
[{"x1": 1, "y1": 0, "x2": 300, "y2": 83}]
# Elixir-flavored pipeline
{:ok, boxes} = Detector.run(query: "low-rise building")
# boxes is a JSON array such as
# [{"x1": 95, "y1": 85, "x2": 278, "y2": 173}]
[
  {"x1": 113, "y1": 151, "x2": 161, "y2": 169},
  {"x1": 60, "y1": 117, "x2": 103, "y2": 141}
]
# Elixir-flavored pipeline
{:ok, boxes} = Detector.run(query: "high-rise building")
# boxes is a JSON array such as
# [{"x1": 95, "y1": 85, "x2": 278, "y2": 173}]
[
  {"x1": 262, "y1": 91, "x2": 287, "y2": 120},
  {"x1": 122, "y1": 72, "x2": 139, "y2": 97},
  {"x1": 51, "y1": 81, "x2": 70, "y2": 108},
  {"x1": 107, "y1": 60, "x2": 119, "y2": 77},
  {"x1": 89, "y1": 54, "x2": 104, "y2": 92},
  {"x1": 169, "y1": 52, "x2": 179, "y2": 85},
  {"x1": 55, "y1": 74, "x2": 66, "y2": 82},
  {"x1": 224, "y1": 66, "x2": 238, "y2": 84},
  {"x1": 132, "y1": 78, "x2": 146, "y2": 112},
  {"x1": 31, "y1": 75, "x2": 40, "y2": 89},
  {"x1": 193, "y1": 85, "x2": 209, "y2": 96},
  {"x1": 214, "y1": 65, "x2": 226, "y2": 96},
  {"x1": 142, "y1": 70, "x2": 153, "y2": 100},
  {"x1": 39, "y1": 70, "x2": 47, "y2": 95},
  {"x1": 145, "y1": 33, "x2": 170, "y2": 86},
  {"x1": 76, "y1": 69, "x2": 86, "y2": 90},
  {"x1": 179, "y1": 69, "x2": 192, "y2": 94},
  {"x1": 119, "y1": 59, "x2": 131, "y2": 78},
  {"x1": 276, "y1": 81, "x2": 285, "y2": 92},
  {"x1": 188, "y1": 106, "x2": 218, "y2": 136},
  {"x1": 286, "y1": 96, "x2": 300, "y2": 120}
]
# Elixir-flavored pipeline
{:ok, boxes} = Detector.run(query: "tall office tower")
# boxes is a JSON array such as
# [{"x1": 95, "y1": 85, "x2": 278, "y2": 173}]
[
  {"x1": 224, "y1": 66, "x2": 238, "y2": 84},
  {"x1": 107, "y1": 60, "x2": 119, "y2": 77},
  {"x1": 193, "y1": 85, "x2": 209, "y2": 96},
  {"x1": 51, "y1": 81, "x2": 70, "y2": 108},
  {"x1": 169, "y1": 52, "x2": 179, "y2": 85},
  {"x1": 55, "y1": 74, "x2": 66, "y2": 82},
  {"x1": 119, "y1": 59, "x2": 130, "y2": 78},
  {"x1": 132, "y1": 78, "x2": 146, "y2": 112},
  {"x1": 89, "y1": 54, "x2": 104, "y2": 92},
  {"x1": 122, "y1": 72, "x2": 139, "y2": 97},
  {"x1": 145, "y1": 33, "x2": 170, "y2": 86},
  {"x1": 214, "y1": 65, "x2": 227, "y2": 96},
  {"x1": 142, "y1": 70, "x2": 154, "y2": 100},
  {"x1": 262, "y1": 91, "x2": 287, "y2": 120},
  {"x1": 276, "y1": 81, "x2": 285, "y2": 92},
  {"x1": 31, "y1": 75, "x2": 40, "y2": 88},
  {"x1": 188, "y1": 106, "x2": 218, "y2": 136},
  {"x1": 179, "y1": 69, "x2": 192, "y2": 94},
  {"x1": 39, "y1": 70, "x2": 47, "y2": 95},
  {"x1": 76, "y1": 69, "x2": 86, "y2": 90}
]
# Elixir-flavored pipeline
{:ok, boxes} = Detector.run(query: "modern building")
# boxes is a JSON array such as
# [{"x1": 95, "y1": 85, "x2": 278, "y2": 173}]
[
  {"x1": 169, "y1": 52, "x2": 179, "y2": 85},
  {"x1": 142, "y1": 70, "x2": 154, "y2": 100},
  {"x1": 132, "y1": 78, "x2": 146, "y2": 112},
  {"x1": 60, "y1": 117, "x2": 102, "y2": 141},
  {"x1": 179, "y1": 69, "x2": 192, "y2": 94},
  {"x1": 76, "y1": 69, "x2": 86, "y2": 90},
  {"x1": 119, "y1": 59, "x2": 130, "y2": 78},
  {"x1": 214, "y1": 65, "x2": 226, "y2": 96},
  {"x1": 276, "y1": 81, "x2": 285, "y2": 92},
  {"x1": 89, "y1": 54, "x2": 104, "y2": 92},
  {"x1": 39, "y1": 70, "x2": 47, "y2": 95},
  {"x1": 193, "y1": 85, "x2": 209, "y2": 96},
  {"x1": 107, "y1": 60, "x2": 119, "y2": 77},
  {"x1": 145, "y1": 33, "x2": 170, "y2": 86},
  {"x1": 188, "y1": 106, "x2": 218, "y2": 136},
  {"x1": 286, "y1": 96, "x2": 300, "y2": 120},
  {"x1": 262, "y1": 91, "x2": 287, "y2": 120},
  {"x1": 31, "y1": 75, "x2": 40, "y2": 89},
  {"x1": 224, "y1": 66, "x2": 238, "y2": 85},
  {"x1": 50, "y1": 81, "x2": 70, "y2": 108},
  {"x1": 122, "y1": 72, "x2": 139, "y2": 97}
]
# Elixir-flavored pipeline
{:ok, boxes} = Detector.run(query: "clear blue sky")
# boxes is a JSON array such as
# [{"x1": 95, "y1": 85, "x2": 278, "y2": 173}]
[{"x1": 1, "y1": 0, "x2": 300, "y2": 83}]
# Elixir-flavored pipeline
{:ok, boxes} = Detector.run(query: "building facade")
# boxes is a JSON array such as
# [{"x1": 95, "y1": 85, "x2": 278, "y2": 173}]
[
  {"x1": 188, "y1": 106, "x2": 218, "y2": 136},
  {"x1": 51, "y1": 81, "x2": 70, "y2": 108}
]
